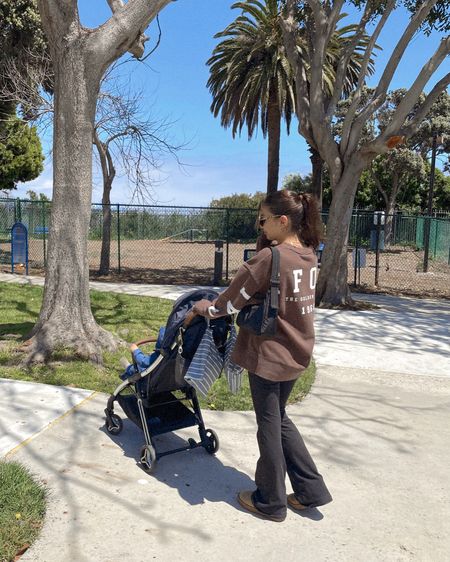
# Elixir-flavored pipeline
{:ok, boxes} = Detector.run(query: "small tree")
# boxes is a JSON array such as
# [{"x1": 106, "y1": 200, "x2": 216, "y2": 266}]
[
  {"x1": 94, "y1": 66, "x2": 184, "y2": 275},
  {"x1": 281, "y1": 172, "x2": 313, "y2": 193},
  {"x1": 0, "y1": 116, "x2": 44, "y2": 191},
  {"x1": 369, "y1": 148, "x2": 426, "y2": 242},
  {"x1": 5, "y1": 53, "x2": 184, "y2": 276},
  {"x1": 26, "y1": 190, "x2": 50, "y2": 202}
]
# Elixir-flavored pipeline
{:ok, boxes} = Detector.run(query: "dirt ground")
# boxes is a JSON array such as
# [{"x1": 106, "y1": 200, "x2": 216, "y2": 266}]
[{"x1": 1, "y1": 238, "x2": 449, "y2": 299}]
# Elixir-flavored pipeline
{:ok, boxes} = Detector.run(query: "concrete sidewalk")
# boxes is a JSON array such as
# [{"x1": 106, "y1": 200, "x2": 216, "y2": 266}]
[
  {"x1": 1, "y1": 273, "x2": 450, "y2": 560},
  {"x1": 7, "y1": 367, "x2": 450, "y2": 562}
]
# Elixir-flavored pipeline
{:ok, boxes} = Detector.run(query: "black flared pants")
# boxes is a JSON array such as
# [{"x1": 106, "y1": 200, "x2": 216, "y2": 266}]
[{"x1": 249, "y1": 373, "x2": 332, "y2": 518}]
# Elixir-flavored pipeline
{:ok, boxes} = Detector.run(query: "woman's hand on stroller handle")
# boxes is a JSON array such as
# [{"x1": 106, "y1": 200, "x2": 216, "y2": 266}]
[
  {"x1": 184, "y1": 309, "x2": 198, "y2": 327},
  {"x1": 192, "y1": 299, "x2": 219, "y2": 319}
]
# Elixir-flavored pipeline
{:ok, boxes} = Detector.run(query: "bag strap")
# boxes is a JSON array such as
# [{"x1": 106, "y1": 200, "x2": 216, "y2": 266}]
[{"x1": 269, "y1": 246, "x2": 280, "y2": 311}]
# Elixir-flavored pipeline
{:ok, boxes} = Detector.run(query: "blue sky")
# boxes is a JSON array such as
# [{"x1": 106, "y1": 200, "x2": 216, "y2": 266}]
[{"x1": 16, "y1": 0, "x2": 450, "y2": 206}]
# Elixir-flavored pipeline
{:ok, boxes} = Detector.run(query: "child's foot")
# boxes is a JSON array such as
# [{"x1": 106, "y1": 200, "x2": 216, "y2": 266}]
[{"x1": 119, "y1": 357, "x2": 131, "y2": 369}]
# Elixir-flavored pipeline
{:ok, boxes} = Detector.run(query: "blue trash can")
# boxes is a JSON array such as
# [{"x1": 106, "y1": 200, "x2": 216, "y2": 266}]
[
  {"x1": 370, "y1": 230, "x2": 385, "y2": 250},
  {"x1": 352, "y1": 248, "x2": 366, "y2": 268}
]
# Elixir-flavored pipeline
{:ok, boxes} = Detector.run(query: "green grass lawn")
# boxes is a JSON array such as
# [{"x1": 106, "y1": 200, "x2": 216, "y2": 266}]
[
  {"x1": 0, "y1": 461, "x2": 46, "y2": 562},
  {"x1": 0, "y1": 282, "x2": 315, "y2": 410}
]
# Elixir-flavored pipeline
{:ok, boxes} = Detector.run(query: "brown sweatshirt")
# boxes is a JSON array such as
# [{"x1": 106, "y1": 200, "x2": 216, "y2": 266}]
[{"x1": 196, "y1": 243, "x2": 317, "y2": 381}]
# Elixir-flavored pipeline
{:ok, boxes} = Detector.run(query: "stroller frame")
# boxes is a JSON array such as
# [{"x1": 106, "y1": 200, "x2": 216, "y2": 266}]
[{"x1": 104, "y1": 340, "x2": 219, "y2": 473}]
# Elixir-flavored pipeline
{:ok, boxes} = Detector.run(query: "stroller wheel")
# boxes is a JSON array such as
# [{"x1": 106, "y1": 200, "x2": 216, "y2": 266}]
[
  {"x1": 140, "y1": 444, "x2": 157, "y2": 473},
  {"x1": 106, "y1": 413, "x2": 123, "y2": 435},
  {"x1": 204, "y1": 428, "x2": 219, "y2": 455}
]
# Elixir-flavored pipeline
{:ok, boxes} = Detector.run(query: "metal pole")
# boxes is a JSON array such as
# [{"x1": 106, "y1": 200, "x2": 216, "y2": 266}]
[
  {"x1": 213, "y1": 240, "x2": 224, "y2": 285},
  {"x1": 353, "y1": 209, "x2": 359, "y2": 287},
  {"x1": 42, "y1": 200, "x2": 47, "y2": 268},
  {"x1": 423, "y1": 132, "x2": 438, "y2": 272},
  {"x1": 225, "y1": 209, "x2": 230, "y2": 281},
  {"x1": 375, "y1": 214, "x2": 381, "y2": 286},
  {"x1": 117, "y1": 204, "x2": 121, "y2": 273}
]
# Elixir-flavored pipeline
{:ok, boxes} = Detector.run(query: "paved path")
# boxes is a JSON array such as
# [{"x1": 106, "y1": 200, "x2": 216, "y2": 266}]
[
  {"x1": 1, "y1": 272, "x2": 450, "y2": 561},
  {"x1": 8, "y1": 368, "x2": 450, "y2": 562}
]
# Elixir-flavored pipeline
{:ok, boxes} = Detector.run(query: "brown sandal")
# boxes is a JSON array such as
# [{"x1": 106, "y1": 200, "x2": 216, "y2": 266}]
[
  {"x1": 287, "y1": 493, "x2": 309, "y2": 512},
  {"x1": 237, "y1": 491, "x2": 286, "y2": 522}
]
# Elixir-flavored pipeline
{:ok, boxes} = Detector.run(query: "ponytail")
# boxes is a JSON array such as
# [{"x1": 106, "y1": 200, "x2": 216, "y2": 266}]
[
  {"x1": 296, "y1": 193, "x2": 322, "y2": 248},
  {"x1": 262, "y1": 190, "x2": 323, "y2": 249}
]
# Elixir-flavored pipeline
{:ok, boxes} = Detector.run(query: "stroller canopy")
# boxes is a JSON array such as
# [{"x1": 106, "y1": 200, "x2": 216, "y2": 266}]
[{"x1": 160, "y1": 289, "x2": 220, "y2": 356}]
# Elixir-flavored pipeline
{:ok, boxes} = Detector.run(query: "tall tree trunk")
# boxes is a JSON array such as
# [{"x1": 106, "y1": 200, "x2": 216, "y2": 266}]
[
  {"x1": 94, "y1": 134, "x2": 116, "y2": 276},
  {"x1": 27, "y1": 47, "x2": 116, "y2": 362},
  {"x1": 316, "y1": 157, "x2": 367, "y2": 306},
  {"x1": 99, "y1": 182, "x2": 113, "y2": 275},
  {"x1": 266, "y1": 83, "x2": 281, "y2": 194},
  {"x1": 384, "y1": 174, "x2": 400, "y2": 245},
  {"x1": 309, "y1": 146, "x2": 323, "y2": 209},
  {"x1": 384, "y1": 200, "x2": 396, "y2": 246}
]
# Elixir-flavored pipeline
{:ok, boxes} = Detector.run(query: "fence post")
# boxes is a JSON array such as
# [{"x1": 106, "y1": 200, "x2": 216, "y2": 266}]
[
  {"x1": 42, "y1": 200, "x2": 47, "y2": 268},
  {"x1": 117, "y1": 204, "x2": 121, "y2": 273},
  {"x1": 353, "y1": 209, "x2": 359, "y2": 286},
  {"x1": 15, "y1": 198, "x2": 22, "y2": 223},
  {"x1": 423, "y1": 132, "x2": 438, "y2": 272},
  {"x1": 213, "y1": 240, "x2": 224, "y2": 285},
  {"x1": 225, "y1": 208, "x2": 230, "y2": 280},
  {"x1": 374, "y1": 213, "x2": 381, "y2": 286}
]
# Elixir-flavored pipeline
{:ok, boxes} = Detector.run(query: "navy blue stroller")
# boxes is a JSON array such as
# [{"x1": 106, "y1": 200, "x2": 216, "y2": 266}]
[{"x1": 104, "y1": 289, "x2": 231, "y2": 473}]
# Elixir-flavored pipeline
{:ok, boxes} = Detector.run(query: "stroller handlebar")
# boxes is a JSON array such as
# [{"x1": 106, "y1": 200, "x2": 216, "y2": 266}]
[{"x1": 134, "y1": 337, "x2": 158, "y2": 346}]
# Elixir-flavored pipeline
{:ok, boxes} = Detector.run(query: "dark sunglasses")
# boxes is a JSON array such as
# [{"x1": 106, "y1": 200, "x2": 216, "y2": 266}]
[{"x1": 258, "y1": 215, "x2": 281, "y2": 227}]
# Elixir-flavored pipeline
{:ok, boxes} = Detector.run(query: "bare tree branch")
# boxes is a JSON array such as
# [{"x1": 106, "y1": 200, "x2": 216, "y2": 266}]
[
  {"x1": 382, "y1": 38, "x2": 450, "y2": 137},
  {"x1": 325, "y1": 1, "x2": 374, "y2": 120},
  {"x1": 397, "y1": 72, "x2": 450, "y2": 138},
  {"x1": 326, "y1": 0, "x2": 345, "y2": 44},
  {"x1": 353, "y1": 0, "x2": 438, "y2": 133},
  {"x1": 279, "y1": 6, "x2": 314, "y2": 146},
  {"x1": 1, "y1": 52, "x2": 54, "y2": 133},
  {"x1": 305, "y1": 0, "x2": 328, "y2": 122},
  {"x1": 340, "y1": 0, "x2": 395, "y2": 153},
  {"x1": 370, "y1": 166, "x2": 388, "y2": 205}
]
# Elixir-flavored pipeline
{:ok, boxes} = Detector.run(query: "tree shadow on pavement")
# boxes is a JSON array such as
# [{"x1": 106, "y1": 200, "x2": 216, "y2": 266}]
[
  {"x1": 102, "y1": 416, "x2": 326, "y2": 521},
  {"x1": 101, "y1": 419, "x2": 255, "y2": 509}
]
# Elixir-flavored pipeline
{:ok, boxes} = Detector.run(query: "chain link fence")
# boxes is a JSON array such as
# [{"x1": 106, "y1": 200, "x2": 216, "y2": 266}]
[
  {"x1": 341, "y1": 210, "x2": 450, "y2": 299},
  {"x1": 1, "y1": 198, "x2": 449, "y2": 298},
  {"x1": 0, "y1": 198, "x2": 258, "y2": 284}
]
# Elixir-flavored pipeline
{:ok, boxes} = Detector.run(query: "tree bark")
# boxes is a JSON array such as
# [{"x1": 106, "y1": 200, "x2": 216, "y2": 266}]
[
  {"x1": 94, "y1": 132, "x2": 116, "y2": 275},
  {"x1": 266, "y1": 82, "x2": 281, "y2": 194},
  {"x1": 316, "y1": 156, "x2": 368, "y2": 306},
  {"x1": 99, "y1": 181, "x2": 113, "y2": 275},
  {"x1": 384, "y1": 173, "x2": 400, "y2": 245},
  {"x1": 309, "y1": 146, "x2": 323, "y2": 209},
  {"x1": 27, "y1": 45, "x2": 116, "y2": 362},
  {"x1": 372, "y1": 168, "x2": 399, "y2": 245},
  {"x1": 384, "y1": 200, "x2": 395, "y2": 245}
]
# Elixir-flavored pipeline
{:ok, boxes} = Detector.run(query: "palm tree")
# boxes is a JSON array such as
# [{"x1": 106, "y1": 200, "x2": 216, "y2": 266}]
[
  {"x1": 207, "y1": 0, "x2": 294, "y2": 194},
  {"x1": 207, "y1": 1, "x2": 377, "y2": 199}
]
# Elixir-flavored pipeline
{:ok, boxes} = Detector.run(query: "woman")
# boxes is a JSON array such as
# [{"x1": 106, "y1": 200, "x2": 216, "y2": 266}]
[{"x1": 193, "y1": 190, "x2": 332, "y2": 522}]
